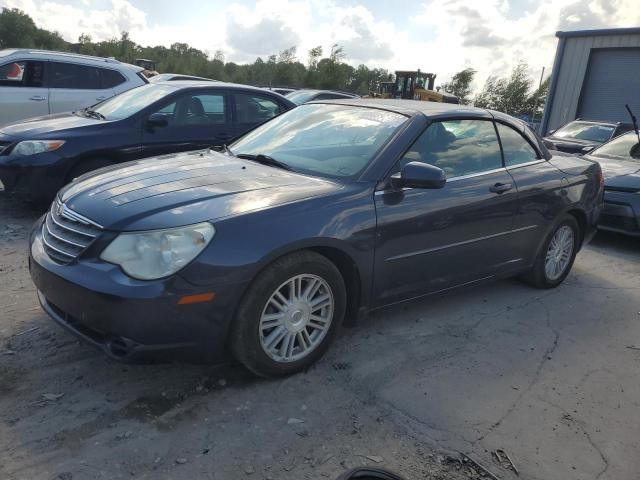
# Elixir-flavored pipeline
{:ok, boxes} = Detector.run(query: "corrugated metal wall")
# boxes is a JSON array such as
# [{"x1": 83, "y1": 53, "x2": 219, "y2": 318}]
[
  {"x1": 543, "y1": 32, "x2": 640, "y2": 133},
  {"x1": 577, "y1": 48, "x2": 640, "y2": 122}
]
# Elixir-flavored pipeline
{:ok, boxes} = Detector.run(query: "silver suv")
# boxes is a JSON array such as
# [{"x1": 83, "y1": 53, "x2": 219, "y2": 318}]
[{"x1": 0, "y1": 49, "x2": 147, "y2": 126}]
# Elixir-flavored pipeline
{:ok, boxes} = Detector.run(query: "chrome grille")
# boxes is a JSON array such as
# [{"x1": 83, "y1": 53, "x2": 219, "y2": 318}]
[{"x1": 42, "y1": 199, "x2": 103, "y2": 264}]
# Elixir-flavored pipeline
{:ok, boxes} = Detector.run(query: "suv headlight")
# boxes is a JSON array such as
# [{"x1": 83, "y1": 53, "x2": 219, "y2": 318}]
[
  {"x1": 100, "y1": 222, "x2": 215, "y2": 280},
  {"x1": 13, "y1": 140, "x2": 65, "y2": 156}
]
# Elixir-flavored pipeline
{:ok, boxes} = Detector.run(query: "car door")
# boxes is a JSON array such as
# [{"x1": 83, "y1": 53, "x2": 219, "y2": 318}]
[
  {"x1": 48, "y1": 62, "x2": 117, "y2": 114},
  {"x1": 140, "y1": 89, "x2": 230, "y2": 158},
  {"x1": 373, "y1": 118, "x2": 519, "y2": 306},
  {"x1": 231, "y1": 91, "x2": 284, "y2": 139},
  {"x1": 0, "y1": 60, "x2": 48, "y2": 126},
  {"x1": 495, "y1": 121, "x2": 562, "y2": 263}
]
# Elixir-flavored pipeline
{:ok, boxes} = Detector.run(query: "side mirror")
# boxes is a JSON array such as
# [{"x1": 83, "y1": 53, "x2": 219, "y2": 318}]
[
  {"x1": 146, "y1": 113, "x2": 168, "y2": 130},
  {"x1": 581, "y1": 145, "x2": 595, "y2": 154},
  {"x1": 390, "y1": 161, "x2": 446, "y2": 190},
  {"x1": 547, "y1": 129, "x2": 556, "y2": 135},
  {"x1": 630, "y1": 143, "x2": 640, "y2": 159}
]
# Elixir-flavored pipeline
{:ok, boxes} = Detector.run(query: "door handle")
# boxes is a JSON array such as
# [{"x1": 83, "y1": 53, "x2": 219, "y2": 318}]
[
  {"x1": 489, "y1": 182, "x2": 512, "y2": 194},
  {"x1": 29, "y1": 95, "x2": 47, "y2": 101}
]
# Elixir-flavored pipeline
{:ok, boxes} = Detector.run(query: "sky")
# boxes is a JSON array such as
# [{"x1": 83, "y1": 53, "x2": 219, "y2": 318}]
[{"x1": 3, "y1": 0, "x2": 640, "y2": 91}]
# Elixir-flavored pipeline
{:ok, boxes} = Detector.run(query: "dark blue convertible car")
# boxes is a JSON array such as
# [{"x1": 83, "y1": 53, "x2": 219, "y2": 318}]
[{"x1": 29, "y1": 100, "x2": 603, "y2": 376}]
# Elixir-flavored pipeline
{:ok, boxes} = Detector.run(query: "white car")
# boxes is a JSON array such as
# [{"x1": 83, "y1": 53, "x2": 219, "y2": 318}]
[{"x1": 0, "y1": 49, "x2": 147, "y2": 126}]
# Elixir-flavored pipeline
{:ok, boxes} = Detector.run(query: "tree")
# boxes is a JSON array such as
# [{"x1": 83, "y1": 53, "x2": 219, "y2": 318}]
[
  {"x1": 474, "y1": 62, "x2": 543, "y2": 117},
  {"x1": 277, "y1": 46, "x2": 296, "y2": 64},
  {"x1": 329, "y1": 44, "x2": 345, "y2": 63},
  {"x1": 525, "y1": 76, "x2": 550, "y2": 118},
  {"x1": 441, "y1": 68, "x2": 476, "y2": 105},
  {"x1": 307, "y1": 46, "x2": 322, "y2": 70},
  {"x1": 0, "y1": 8, "x2": 37, "y2": 48},
  {"x1": 77, "y1": 33, "x2": 95, "y2": 55},
  {"x1": 0, "y1": 9, "x2": 378, "y2": 93},
  {"x1": 213, "y1": 50, "x2": 225, "y2": 63}
]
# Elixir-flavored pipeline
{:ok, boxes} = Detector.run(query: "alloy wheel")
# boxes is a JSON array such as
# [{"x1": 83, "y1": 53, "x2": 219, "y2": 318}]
[
  {"x1": 259, "y1": 274, "x2": 334, "y2": 363},
  {"x1": 544, "y1": 225, "x2": 574, "y2": 281}
]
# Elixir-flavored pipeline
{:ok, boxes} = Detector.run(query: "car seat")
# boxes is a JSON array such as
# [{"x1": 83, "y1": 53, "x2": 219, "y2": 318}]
[{"x1": 175, "y1": 96, "x2": 206, "y2": 124}]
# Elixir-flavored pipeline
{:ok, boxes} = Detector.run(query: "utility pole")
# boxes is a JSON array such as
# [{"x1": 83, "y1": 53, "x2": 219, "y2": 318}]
[{"x1": 532, "y1": 66, "x2": 546, "y2": 130}]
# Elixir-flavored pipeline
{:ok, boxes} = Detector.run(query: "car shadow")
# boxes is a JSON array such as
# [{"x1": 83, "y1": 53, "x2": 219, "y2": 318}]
[{"x1": 588, "y1": 230, "x2": 639, "y2": 261}]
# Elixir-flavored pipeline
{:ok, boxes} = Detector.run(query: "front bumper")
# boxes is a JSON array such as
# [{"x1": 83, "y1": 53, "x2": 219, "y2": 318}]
[
  {"x1": 598, "y1": 190, "x2": 640, "y2": 237},
  {"x1": 0, "y1": 151, "x2": 67, "y2": 202},
  {"x1": 29, "y1": 222, "x2": 247, "y2": 363}
]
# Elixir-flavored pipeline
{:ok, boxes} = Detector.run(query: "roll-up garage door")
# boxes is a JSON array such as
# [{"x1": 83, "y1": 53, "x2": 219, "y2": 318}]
[{"x1": 577, "y1": 48, "x2": 640, "y2": 123}]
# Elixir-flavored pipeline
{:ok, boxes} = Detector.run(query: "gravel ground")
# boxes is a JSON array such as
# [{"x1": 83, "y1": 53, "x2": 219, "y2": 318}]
[{"x1": 1, "y1": 194, "x2": 638, "y2": 480}]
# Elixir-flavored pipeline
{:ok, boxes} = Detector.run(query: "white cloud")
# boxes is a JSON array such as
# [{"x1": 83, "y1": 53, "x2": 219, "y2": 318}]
[
  {"x1": 3, "y1": 0, "x2": 640, "y2": 94},
  {"x1": 3, "y1": 0, "x2": 146, "y2": 43},
  {"x1": 410, "y1": 0, "x2": 640, "y2": 93}
]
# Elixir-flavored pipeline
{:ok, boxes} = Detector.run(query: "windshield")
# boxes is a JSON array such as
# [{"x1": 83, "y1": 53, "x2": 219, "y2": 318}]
[
  {"x1": 285, "y1": 90, "x2": 319, "y2": 105},
  {"x1": 92, "y1": 84, "x2": 176, "y2": 120},
  {"x1": 230, "y1": 104, "x2": 407, "y2": 179},
  {"x1": 552, "y1": 121, "x2": 615, "y2": 143},
  {"x1": 590, "y1": 132, "x2": 640, "y2": 161}
]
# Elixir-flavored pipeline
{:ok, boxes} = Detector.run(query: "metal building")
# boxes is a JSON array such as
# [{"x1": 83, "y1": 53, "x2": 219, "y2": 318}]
[{"x1": 540, "y1": 27, "x2": 640, "y2": 135}]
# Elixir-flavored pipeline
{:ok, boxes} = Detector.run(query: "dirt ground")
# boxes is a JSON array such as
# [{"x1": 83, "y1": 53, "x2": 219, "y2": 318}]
[{"x1": 1, "y1": 194, "x2": 639, "y2": 480}]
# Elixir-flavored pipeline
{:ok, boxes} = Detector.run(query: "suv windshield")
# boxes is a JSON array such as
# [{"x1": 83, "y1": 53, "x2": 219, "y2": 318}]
[
  {"x1": 590, "y1": 132, "x2": 640, "y2": 161},
  {"x1": 552, "y1": 121, "x2": 615, "y2": 143},
  {"x1": 230, "y1": 104, "x2": 407, "y2": 179},
  {"x1": 92, "y1": 84, "x2": 176, "y2": 120}
]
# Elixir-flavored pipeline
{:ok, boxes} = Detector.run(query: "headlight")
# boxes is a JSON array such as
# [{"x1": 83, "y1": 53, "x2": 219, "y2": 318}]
[
  {"x1": 100, "y1": 222, "x2": 215, "y2": 280},
  {"x1": 13, "y1": 140, "x2": 65, "y2": 156}
]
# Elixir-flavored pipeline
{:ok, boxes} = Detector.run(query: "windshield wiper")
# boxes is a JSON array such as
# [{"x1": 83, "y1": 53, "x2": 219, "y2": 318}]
[
  {"x1": 82, "y1": 108, "x2": 106, "y2": 120},
  {"x1": 236, "y1": 153, "x2": 293, "y2": 171},
  {"x1": 210, "y1": 144, "x2": 235, "y2": 155}
]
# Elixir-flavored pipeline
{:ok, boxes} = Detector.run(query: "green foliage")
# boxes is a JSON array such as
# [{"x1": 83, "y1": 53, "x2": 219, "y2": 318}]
[
  {"x1": 0, "y1": 7, "x2": 390, "y2": 93},
  {"x1": 474, "y1": 63, "x2": 549, "y2": 117},
  {"x1": 0, "y1": 8, "x2": 65, "y2": 50},
  {"x1": 441, "y1": 68, "x2": 476, "y2": 105}
]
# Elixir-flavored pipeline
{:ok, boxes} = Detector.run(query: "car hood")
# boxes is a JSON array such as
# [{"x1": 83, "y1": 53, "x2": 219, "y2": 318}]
[
  {"x1": 0, "y1": 112, "x2": 102, "y2": 138},
  {"x1": 588, "y1": 155, "x2": 640, "y2": 191},
  {"x1": 58, "y1": 150, "x2": 341, "y2": 231}
]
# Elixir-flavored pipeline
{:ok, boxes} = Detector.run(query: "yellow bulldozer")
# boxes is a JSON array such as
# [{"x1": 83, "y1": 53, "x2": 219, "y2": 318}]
[
  {"x1": 378, "y1": 70, "x2": 459, "y2": 104},
  {"x1": 134, "y1": 58, "x2": 159, "y2": 78}
]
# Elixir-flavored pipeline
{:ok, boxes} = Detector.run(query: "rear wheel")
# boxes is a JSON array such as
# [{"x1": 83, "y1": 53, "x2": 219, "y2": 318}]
[
  {"x1": 230, "y1": 251, "x2": 346, "y2": 377},
  {"x1": 524, "y1": 215, "x2": 579, "y2": 289}
]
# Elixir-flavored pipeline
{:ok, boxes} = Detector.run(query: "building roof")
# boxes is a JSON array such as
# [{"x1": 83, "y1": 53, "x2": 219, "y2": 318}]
[{"x1": 556, "y1": 27, "x2": 640, "y2": 38}]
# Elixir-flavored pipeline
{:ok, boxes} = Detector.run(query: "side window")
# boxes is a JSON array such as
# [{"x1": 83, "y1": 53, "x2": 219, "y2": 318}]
[
  {"x1": 50, "y1": 62, "x2": 101, "y2": 89},
  {"x1": 100, "y1": 68, "x2": 126, "y2": 89},
  {"x1": 399, "y1": 119, "x2": 502, "y2": 178},
  {"x1": 234, "y1": 93, "x2": 281, "y2": 123},
  {"x1": 152, "y1": 92, "x2": 226, "y2": 126},
  {"x1": 0, "y1": 61, "x2": 45, "y2": 87},
  {"x1": 496, "y1": 123, "x2": 539, "y2": 166}
]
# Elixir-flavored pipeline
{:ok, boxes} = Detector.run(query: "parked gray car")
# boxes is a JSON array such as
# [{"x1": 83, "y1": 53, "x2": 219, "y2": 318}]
[{"x1": 583, "y1": 131, "x2": 640, "y2": 236}]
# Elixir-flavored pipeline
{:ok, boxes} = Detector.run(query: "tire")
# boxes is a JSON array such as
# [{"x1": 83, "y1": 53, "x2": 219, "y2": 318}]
[
  {"x1": 523, "y1": 215, "x2": 580, "y2": 289},
  {"x1": 336, "y1": 467, "x2": 407, "y2": 480},
  {"x1": 230, "y1": 250, "x2": 346, "y2": 377},
  {"x1": 66, "y1": 159, "x2": 112, "y2": 184}
]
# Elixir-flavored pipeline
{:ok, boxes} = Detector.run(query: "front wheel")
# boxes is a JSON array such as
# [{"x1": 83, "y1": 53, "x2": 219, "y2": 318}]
[
  {"x1": 230, "y1": 251, "x2": 346, "y2": 377},
  {"x1": 524, "y1": 215, "x2": 580, "y2": 289}
]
